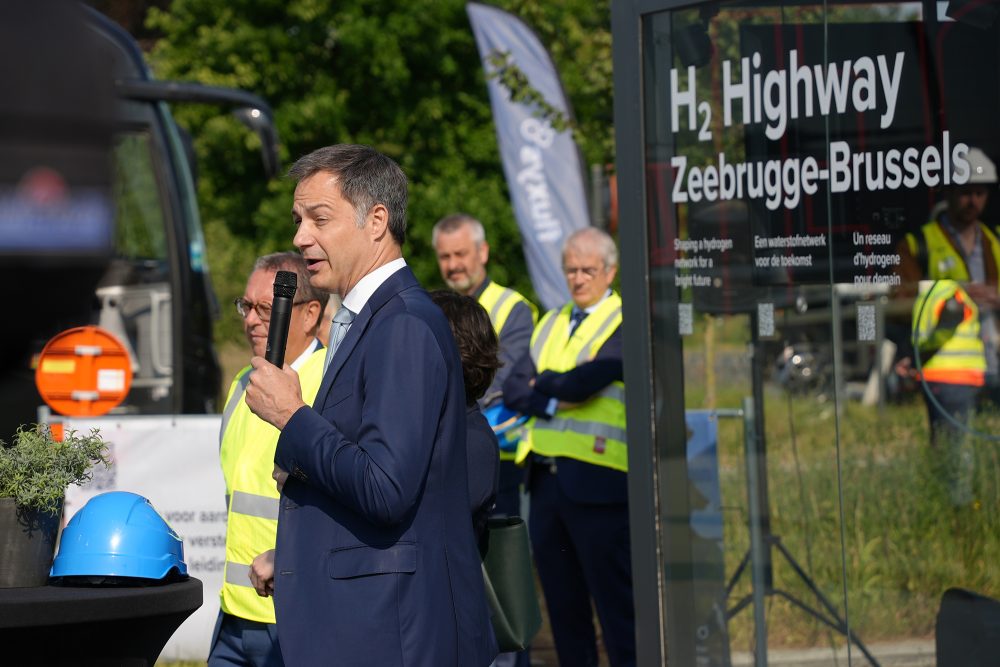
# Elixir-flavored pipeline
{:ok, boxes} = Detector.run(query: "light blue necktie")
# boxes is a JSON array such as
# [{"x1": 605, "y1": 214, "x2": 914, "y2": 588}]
[{"x1": 323, "y1": 306, "x2": 356, "y2": 374}]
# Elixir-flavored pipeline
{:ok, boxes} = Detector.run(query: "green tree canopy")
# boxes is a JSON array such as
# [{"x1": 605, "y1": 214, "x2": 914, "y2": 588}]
[{"x1": 145, "y1": 0, "x2": 614, "y2": 346}]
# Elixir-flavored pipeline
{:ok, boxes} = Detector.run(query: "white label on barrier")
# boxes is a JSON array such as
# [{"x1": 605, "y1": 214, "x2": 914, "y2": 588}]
[{"x1": 96, "y1": 369, "x2": 126, "y2": 392}]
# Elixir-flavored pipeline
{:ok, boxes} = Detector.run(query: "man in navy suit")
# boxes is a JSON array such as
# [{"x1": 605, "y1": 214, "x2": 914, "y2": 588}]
[
  {"x1": 503, "y1": 227, "x2": 635, "y2": 667},
  {"x1": 244, "y1": 144, "x2": 498, "y2": 667}
]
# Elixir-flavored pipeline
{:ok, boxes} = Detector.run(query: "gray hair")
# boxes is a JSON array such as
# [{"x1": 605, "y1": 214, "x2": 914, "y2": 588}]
[
  {"x1": 431, "y1": 213, "x2": 486, "y2": 247},
  {"x1": 287, "y1": 144, "x2": 408, "y2": 245},
  {"x1": 564, "y1": 227, "x2": 618, "y2": 268},
  {"x1": 252, "y1": 251, "x2": 328, "y2": 304}
]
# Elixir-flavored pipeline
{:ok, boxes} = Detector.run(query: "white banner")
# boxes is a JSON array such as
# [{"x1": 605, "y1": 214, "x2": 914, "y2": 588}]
[
  {"x1": 64, "y1": 415, "x2": 225, "y2": 662},
  {"x1": 467, "y1": 2, "x2": 589, "y2": 311}
]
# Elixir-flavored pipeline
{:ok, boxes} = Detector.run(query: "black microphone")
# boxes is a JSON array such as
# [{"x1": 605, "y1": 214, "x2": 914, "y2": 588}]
[{"x1": 265, "y1": 270, "x2": 297, "y2": 366}]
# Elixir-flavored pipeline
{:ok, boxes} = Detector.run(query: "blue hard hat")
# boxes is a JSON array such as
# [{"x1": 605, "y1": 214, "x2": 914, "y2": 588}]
[
  {"x1": 483, "y1": 403, "x2": 529, "y2": 453},
  {"x1": 51, "y1": 491, "x2": 187, "y2": 582}
]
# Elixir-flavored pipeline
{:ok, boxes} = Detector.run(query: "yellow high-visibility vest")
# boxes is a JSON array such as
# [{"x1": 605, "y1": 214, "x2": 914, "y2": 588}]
[
  {"x1": 478, "y1": 280, "x2": 538, "y2": 335},
  {"x1": 515, "y1": 293, "x2": 627, "y2": 472},
  {"x1": 905, "y1": 219, "x2": 1000, "y2": 281},
  {"x1": 478, "y1": 281, "x2": 537, "y2": 461},
  {"x1": 218, "y1": 347, "x2": 326, "y2": 622},
  {"x1": 913, "y1": 280, "x2": 985, "y2": 386}
]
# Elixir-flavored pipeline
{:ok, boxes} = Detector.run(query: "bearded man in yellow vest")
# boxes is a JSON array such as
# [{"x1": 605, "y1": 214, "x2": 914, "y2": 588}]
[
  {"x1": 433, "y1": 213, "x2": 538, "y2": 521},
  {"x1": 503, "y1": 227, "x2": 635, "y2": 667},
  {"x1": 208, "y1": 252, "x2": 327, "y2": 667},
  {"x1": 895, "y1": 147, "x2": 1000, "y2": 506}
]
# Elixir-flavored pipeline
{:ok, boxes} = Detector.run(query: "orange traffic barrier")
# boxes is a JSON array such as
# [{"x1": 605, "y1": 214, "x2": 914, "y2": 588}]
[{"x1": 35, "y1": 325, "x2": 133, "y2": 417}]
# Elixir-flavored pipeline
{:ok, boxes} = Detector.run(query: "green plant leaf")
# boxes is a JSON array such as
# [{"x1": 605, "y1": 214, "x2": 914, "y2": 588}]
[{"x1": 0, "y1": 425, "x2": 111, "y2": 514}]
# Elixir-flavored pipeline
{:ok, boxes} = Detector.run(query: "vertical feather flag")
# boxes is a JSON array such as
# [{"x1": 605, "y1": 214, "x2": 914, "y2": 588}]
[{"x1": 467, "y1": 2, "x2": 590, "y2": 310}]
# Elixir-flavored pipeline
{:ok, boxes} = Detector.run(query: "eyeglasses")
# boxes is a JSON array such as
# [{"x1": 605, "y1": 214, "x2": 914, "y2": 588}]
[
  {"x1": 234, "y1": 297, "x2": 310, "y2": 322},
  {"x1": 563, "y1": 265, "x2": 604, "y2": 279}
]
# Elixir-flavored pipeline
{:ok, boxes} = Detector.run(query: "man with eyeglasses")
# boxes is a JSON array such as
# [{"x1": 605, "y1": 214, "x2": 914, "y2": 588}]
[
  {"x1": 503, "y1": 227, "x2": 635, "y2": 667},
  {"x1": 209, "y1": 251, "x2": 326, "y2": 667}
]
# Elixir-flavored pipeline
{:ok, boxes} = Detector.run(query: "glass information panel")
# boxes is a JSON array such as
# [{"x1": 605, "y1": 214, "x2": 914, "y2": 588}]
[{"x1": 640, "y1": 1, "x2": 1000, "y2": 663}]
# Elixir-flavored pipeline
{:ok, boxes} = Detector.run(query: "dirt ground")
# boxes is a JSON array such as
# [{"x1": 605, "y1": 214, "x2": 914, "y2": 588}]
[{"x1": 525, "y1": 579, "x2": 611, "y2": 667}]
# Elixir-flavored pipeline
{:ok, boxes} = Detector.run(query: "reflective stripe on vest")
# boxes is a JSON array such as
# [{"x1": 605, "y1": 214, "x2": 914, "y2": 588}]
[
  {"x1": 519, "y1": 294, "x2": 627, "y2": 471},
  {"x1": 519, "y1": 381, "x2": 628, "y2": 471},
  {"x1": 532, "y1": 413, "x2": 628, "y2": 444},
  {"x1": 577, "y1": 306, "x2": 622, "y2": 364},
  {"x1": 479, "y1": 281, "x2": 538, "y2": 335},
  {"x1": 225, "y1": 561, "x2": 252, "y2": 587},
  {"x1": 480, "y1": 282, "x2": 536, "y2": 462},
  {"x1": 219, "y1": 367, "x2": 252, "y2": 446},
  {"x1": 532, "y1": 299, "x2": 623, "y2": 370},
  {"x1": 530, "y1": 312, "x2": 560, "y2": 366},
  {"x1": 230, "y1": 490, "x2": 279, "y2": 521},
  {"x1": 913, "y1": 281, "x2": 985, "y2": 386},
  {"x1": 486, "y1": 286, "x2": 517, "y2": 327},
  {"x1": 218, "y1": 348, "x2": 326, "y2": 622}
]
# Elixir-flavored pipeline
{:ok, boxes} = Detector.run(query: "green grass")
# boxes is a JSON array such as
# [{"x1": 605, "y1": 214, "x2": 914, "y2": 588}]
[{"x1": 710, "y1": 382, "x2": 1000, "y2": 650}]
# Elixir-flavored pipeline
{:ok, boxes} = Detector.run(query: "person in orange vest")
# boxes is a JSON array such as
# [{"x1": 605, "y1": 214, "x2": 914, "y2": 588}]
[{"x1": 895, "y1": 147, "x2": 1000, "y2": 506}]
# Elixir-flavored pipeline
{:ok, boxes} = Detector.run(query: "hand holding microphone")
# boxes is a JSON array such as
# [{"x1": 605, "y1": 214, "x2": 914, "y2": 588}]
[{"x1": 246, "y1": 269, "x2": 306, "y2": 429}]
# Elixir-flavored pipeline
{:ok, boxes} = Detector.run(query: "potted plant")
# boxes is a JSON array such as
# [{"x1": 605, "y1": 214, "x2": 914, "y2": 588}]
[{"x1": 0, "y1": 424, "x2": 111, "y2": 588}]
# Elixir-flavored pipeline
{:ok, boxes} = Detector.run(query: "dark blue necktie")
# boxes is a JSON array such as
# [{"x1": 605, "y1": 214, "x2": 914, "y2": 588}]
[{"x1": 568, "y1": 308, "x2": 586, "y2": 336}]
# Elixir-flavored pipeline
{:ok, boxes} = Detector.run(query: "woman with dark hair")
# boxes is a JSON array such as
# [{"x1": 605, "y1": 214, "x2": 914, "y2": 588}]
[{"x1": 430, "y1": 290, "x2": 501, "y2": 556}]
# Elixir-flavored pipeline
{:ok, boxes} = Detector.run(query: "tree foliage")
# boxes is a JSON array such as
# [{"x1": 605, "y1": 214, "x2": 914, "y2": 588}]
[
  {"x1": 145, "y1": 0, "x2": 614, "y2": 346},
  {"x1": 498, "y1": 0, "x2": 614, "y2": 167}
]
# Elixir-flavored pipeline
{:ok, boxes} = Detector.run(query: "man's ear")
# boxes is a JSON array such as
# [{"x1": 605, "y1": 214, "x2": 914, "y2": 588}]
[
  {"x1": 303, "y1": 300, "x2": 322, "y2": 333},
  {"x1": 367, "y1": 203, "x2": 390, "y2": 241}
]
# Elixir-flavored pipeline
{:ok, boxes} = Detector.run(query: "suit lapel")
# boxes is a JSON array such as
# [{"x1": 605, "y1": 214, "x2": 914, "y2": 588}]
[{"x1": 315, "y1": 266, "x2": 420, "y2": 409}]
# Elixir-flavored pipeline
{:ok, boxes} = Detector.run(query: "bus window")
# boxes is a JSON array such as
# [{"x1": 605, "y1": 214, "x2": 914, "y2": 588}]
[
  {"x1": 113, "y1": 131, "x2": 168, "y2": 270},
  {"x1": 97, "y1": 130, "x2": 174, "y2": 413}
]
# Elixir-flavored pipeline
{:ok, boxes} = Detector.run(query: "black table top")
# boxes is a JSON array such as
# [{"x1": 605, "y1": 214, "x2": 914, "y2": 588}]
[{"x1": 0, "y1": 576, "x2": 202, "y2": 628}]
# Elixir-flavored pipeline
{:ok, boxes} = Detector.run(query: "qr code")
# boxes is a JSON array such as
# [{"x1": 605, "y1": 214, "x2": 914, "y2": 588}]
[
  {"x1": 758, "y1": 302, "x2": 775, "y2": 337},
  {"x1": 857, "y1": 304, "x2": 876, "y2": 342},
  {"x1": 678, "y1": 303, "x2": 693, "y2": 336}
]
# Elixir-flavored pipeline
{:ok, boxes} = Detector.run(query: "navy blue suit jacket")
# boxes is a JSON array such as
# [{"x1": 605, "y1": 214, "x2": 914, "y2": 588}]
[{"x1": 273, "y1": 266, "x2": 498, "y2": 666}]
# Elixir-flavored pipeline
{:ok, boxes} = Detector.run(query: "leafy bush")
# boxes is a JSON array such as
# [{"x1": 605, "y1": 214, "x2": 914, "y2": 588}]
[{"x1": 0, "y1": 425, "x2": 111, "y2": 514}]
